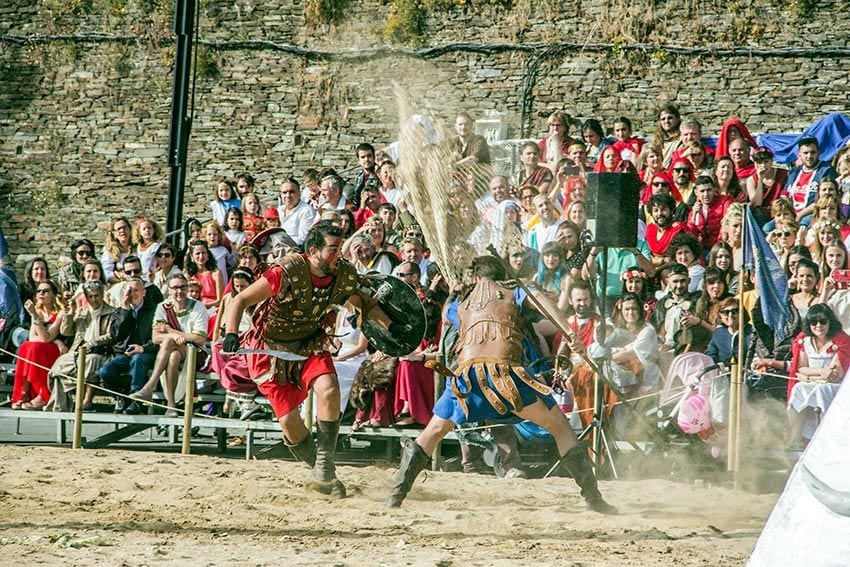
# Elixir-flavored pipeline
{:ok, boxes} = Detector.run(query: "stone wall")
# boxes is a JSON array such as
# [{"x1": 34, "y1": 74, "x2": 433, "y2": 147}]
[{"x1": 1, "y1": 0, "x2": 848, "y2": 268}]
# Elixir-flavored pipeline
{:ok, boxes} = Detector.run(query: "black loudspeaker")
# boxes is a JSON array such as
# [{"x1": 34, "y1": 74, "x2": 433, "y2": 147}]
[{"x1": 584, "y1": 172, "x2": 641, "y2": 248}]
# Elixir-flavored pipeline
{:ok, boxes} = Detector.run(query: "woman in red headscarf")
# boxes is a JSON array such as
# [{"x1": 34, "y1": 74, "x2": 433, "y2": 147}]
[
  {"x1": 714, "y1": 118, "x2": 757, "y2": 159},
  {"x1": 593, "y1": 145, "x2": 622, "y2": 173}
]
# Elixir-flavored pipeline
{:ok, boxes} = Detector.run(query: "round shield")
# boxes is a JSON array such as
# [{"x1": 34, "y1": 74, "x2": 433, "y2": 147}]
[{"x1": 359, "y1": 273, "x2": 427, "y2": 357}]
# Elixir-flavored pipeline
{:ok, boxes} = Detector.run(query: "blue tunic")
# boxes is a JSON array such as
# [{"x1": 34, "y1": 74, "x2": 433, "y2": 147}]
[{"x1": 433, "y1": 288, "x2": 556, "y2": 425}]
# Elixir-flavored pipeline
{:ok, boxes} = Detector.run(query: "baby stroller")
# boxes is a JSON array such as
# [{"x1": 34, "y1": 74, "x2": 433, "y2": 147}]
[{"x1": 653, "y1": 352, "x2": 730, "y2": 465}]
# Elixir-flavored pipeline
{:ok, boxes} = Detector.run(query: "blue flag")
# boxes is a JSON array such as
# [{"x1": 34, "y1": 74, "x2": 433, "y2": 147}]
[{"x1": 743, "y1": 205, "x2": 790, "y2": 340}]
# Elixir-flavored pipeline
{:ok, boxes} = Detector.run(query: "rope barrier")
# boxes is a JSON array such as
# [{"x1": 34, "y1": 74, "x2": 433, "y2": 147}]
[
  {"x1": 0, "y1": 344, "x2": 239, "y2": 423},
  {"x1": 2, "y1": 343, "x2": 728, "y2": 435}
]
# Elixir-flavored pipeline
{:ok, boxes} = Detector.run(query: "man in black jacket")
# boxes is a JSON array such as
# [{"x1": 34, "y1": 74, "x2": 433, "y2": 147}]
[{"x1": 98, "y1": 278, "x2": 159, "y2": 414}]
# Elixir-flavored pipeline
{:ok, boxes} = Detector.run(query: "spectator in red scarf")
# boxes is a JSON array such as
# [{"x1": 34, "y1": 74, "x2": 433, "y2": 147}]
[
  {"x1": 687, "y1": 175, "x2": 733, "y2": 253},
  {"x1": 714, "y1": 117, "x2": 757, "y2": 159},
  {"x1": 753, "y1": 146, "x2": 789, "y2": 225},
  {"x1": 641, "y1": 171, "x2": 685, "y2": 223},
  {"x1": 611, "y1": 116, "x2": 644, "y2": 163},
  {"x1": 670, "y1": 157, "x2": 696, "y2": 207},
  {"x1": 593, "y1": 145, "x2": 622, "y2": 173},
  {"x1": 645, "y1": 193, "x2": 688, "y2": 267}
]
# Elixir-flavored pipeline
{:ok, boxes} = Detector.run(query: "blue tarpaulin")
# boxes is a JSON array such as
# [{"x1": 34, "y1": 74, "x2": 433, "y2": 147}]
[
  {"x1": 699, "y1": 113, "x2": 850, "y2": 165},
  {"x1": 756, "y1": 112, "x2": 850, "y2": 165}
]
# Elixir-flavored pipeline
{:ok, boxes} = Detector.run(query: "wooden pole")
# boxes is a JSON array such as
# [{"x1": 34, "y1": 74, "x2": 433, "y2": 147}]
[
  {"x1": 728, "y1": 206, "x2": 749, "y2": 484},
  {"x1": 72, "y1": 346, "x2": 88, "y2": 449},
  {"x1": 432, "y1": 367, "x2": 441, "y2": 471},
  {"x1": 181, "y1": 347, "x2": 197, "y2": 455}
]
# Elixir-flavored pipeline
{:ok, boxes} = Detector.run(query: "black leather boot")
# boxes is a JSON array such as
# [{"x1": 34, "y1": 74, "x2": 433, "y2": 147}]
[
  {"x1": 561, "y1": 443, "x2": 618, "y2": 515},
  {"x1": 284, "y1": 433, "x2": 317, "y2": 466},
  {"x1": 385, "y1": 440, "x2": 431, "y2": 508},
  {"x1": 312, "y1": 420, "x2": 345, "y2": 498}
]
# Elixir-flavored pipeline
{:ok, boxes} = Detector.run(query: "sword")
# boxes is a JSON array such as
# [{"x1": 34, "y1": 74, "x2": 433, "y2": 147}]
[{"x1": 234, "y1": 348, "x2": 308, "y2": 362}]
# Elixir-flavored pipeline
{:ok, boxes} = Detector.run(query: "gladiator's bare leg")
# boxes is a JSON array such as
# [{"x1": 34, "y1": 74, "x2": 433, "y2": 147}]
[
  {"x1": 414, "y1": 416, "x2": 456, "y2": 455},
  {"x1": 513, "y1": 399, "x2": 578, "y2": 455},
  {"x1": 312, "y1": 373, "x2": 341, "y2": 421}
]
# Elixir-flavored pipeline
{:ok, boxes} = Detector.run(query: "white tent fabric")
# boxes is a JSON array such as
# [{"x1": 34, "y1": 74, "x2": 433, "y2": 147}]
[{"x1": 749, "y1": 367, "x2": 850, "y2": 566}]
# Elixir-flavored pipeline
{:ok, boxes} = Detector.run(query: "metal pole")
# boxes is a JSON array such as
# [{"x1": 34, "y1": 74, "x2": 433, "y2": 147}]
[
  {"x1": 592, "y1": 246, "x2": 609, "y2": 468},
  {"x1": 181, "y1": 347, "x2": 197, "y2": 455},
  {"x1": 165, "y1": 0, "x2": 196, "y2": 245},
  {"x1": 72, "y1": 346, "x2": 88, "y2": 449}
]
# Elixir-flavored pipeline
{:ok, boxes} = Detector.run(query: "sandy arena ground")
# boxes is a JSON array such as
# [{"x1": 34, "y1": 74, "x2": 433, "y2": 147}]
[{"x1": 0, "y1": 446, "x2": 777, "y2": 566}]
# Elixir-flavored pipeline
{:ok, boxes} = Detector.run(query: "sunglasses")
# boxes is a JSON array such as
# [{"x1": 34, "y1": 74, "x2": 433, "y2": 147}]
[
  {"x1": 720, "y1": 308, "x2": 739, "y2": 316},
  {"x1": 76, "y1": 249, "x2": 93, "y2": 257},
  {"x1": 36, "y1": 288, "x2": 53, "y2": 294},
  {"x1": 124, "y1": 268, "x2": 142, "y2": 276},
  {"x1": 809, "y1": 317, "x2": 829, "y2": 326},
  {"x1": 652, "y1": 181, "x2": 669, "y2": 187},
  {"x1": 156, "y1": 252, "x2": 173, "y2": 258},
  {"x1": 673, "y1": 167, "x2": 691, "y2": 173},
  {"x1": 776, "y1": 231, "x2": 794, "y2": 238}
]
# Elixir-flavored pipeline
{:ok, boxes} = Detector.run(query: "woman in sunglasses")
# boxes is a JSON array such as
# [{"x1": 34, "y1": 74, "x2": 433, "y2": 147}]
[
  {"x1": 152, "y1": 243, "x2": 181, "y2": 296},
  {"x1": 11, "y1": 280, "x2": 65, "y2": 410},
  {"x1": 705, "y1": 297, "x2": 752, "y2": 368},
  {"x1": 785, "y1": 304, "x2": 850, "y2": 447},
  {"x1": 766, "y1": 218, "x2": 801, "y2": 267},
  {"x1": 56, "y1": 239, "x2": 96, "y2": 298}
]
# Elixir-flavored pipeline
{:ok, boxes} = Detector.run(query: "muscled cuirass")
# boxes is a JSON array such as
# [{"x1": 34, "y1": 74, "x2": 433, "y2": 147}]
[
  {"x1": 456, "y1": 279, "x2": 525, "y2": 364},
  {"x1": 260, "y1": 254, "x2": 359, "y2": 347}
]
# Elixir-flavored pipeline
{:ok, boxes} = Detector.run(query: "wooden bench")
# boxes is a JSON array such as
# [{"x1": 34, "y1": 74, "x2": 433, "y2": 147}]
[{"x1": 0, "y1": 406, "x2": 457, "y2": 465}]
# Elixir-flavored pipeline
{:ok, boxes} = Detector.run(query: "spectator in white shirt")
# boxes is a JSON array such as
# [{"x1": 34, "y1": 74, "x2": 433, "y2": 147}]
[{"x1": 277, "y1": 177, "x2": 316, "y2": 246}]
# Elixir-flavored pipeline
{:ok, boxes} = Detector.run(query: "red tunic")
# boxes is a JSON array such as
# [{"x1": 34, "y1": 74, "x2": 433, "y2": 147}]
[{"x1": 244, "y1": 263, "x2": 337, "y2": 418}]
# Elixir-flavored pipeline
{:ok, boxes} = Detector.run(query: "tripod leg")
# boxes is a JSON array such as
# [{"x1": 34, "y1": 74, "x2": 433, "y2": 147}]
[{"x1": 597, "y1": 425, "x2": 619, "y2": 479}]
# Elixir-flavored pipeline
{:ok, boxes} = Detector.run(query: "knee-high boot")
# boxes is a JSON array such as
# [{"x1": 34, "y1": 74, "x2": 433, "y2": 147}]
[
  {"x1": 312, "y1": 419, "x2": 345, "y2": 497},
  {"x1": 385, "y1": 440, "x2": 430, "y2": 508},
  {"x1": 561, "y1": 443, "x2": 618, "y2": 515}
]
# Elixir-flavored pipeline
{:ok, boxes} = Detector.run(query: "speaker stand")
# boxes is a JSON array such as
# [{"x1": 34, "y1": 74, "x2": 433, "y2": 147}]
[{"x1": 581, "y1": 246, "x2": 619, "y2": 478}]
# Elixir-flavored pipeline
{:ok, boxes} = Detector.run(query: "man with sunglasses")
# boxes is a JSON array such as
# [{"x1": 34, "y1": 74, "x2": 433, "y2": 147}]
[{"x1": 107, "y1": 255, "x2": 163, "y2": 307}]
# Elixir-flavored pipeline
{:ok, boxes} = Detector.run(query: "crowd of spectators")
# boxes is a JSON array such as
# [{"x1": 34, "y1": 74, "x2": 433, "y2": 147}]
[{"x1": 2, "y1": 104, "x2": 850, "y2": 461}]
